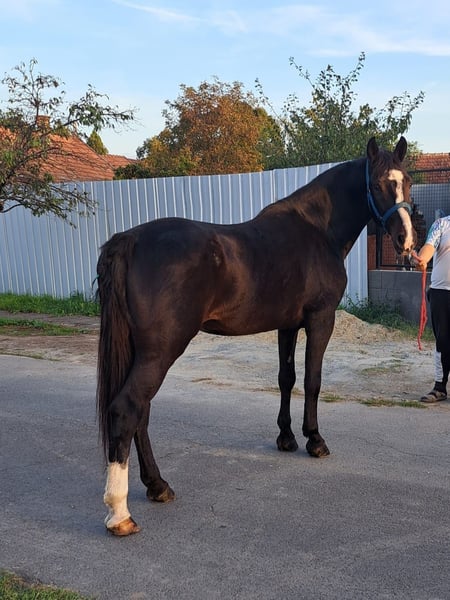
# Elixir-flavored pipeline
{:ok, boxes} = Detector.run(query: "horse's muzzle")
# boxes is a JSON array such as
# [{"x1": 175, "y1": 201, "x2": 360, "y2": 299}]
[{"x1": 392, "y1": 229, "x2": 417, "y2": 255}]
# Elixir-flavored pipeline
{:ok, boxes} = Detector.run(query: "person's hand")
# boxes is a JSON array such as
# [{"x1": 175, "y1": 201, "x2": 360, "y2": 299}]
[{"x1": 410, "y1": 251, "x2": 427, "y2": 271}]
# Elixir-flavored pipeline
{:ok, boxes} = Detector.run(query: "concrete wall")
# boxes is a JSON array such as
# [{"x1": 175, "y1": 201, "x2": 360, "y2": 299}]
[{"x1": 368, "y1": 270, "x2": 431, "y2": 326}]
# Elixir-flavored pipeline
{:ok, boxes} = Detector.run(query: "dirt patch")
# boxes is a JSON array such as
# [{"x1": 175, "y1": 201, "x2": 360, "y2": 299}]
[{"x1": 0, "y1": 310, "x2": 446, "y2": 406}]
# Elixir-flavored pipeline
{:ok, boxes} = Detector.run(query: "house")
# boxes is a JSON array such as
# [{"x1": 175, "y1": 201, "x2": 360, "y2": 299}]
[
  {"x1": 412, "y1": 153, "x2": 450, "y2": 183},
  {"x1": 39, "y1": 132, "x2": 134, "y2": 182},
  {"x1": 0, "y1": 118, "x2": 134, "y2": 183}
]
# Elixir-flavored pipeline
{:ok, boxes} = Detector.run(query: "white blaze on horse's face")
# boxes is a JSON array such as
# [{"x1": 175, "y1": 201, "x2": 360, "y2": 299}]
[{"x1": 389, "y1": 168, "x2": 414, "y2": 251}]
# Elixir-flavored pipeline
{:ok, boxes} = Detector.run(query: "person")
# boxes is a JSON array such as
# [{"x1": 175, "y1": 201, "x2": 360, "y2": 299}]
[{"x1": 414, "y1": 214, "x2": 450, "y2": 403}]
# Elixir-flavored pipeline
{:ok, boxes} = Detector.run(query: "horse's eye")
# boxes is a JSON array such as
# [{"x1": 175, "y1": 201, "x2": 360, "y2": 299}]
[{"x1": 373, "y1": 183, "x2": 381, "y2": 192}]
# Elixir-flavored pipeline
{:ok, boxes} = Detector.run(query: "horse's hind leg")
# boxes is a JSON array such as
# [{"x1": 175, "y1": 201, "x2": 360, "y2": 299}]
[
  {"x1": 103, "y1": 384, "x2": 142, "y2": 536},
  {"x1": 134, "y1": 402, "x2": 175, "y2": 503},
  {"x1": 276, "y1": 328, "x2": 299, "y2": 452},
  {"x1": 104, "y1": 358, "x2": 174, "y2": 536}
]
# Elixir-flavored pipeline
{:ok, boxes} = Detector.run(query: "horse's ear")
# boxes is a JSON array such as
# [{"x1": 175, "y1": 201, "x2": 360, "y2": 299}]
[
  {"x1": 366, "y1": 137, "x2": 379, "y2": 161},
  {"x1": 394, "y1": 136, "x2": 407, "y2": 162}
]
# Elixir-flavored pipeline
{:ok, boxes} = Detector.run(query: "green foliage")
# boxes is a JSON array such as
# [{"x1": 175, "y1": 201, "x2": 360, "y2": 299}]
[
  {"x1": 0, "y1": 318, "x2": 88, "y2": 335},
  {"x1": 86, "y1": 129, "x2": 108, "y2": 155},
  {"x1": 136, "y1": 78, "x2": 274, "y2": 177},
  {"x1": 0, "y1": 292, "x2": 99, "y2": 316},
  {"x1": 361, "y1": 398, "x2": 426, "y2": 408},
  {"x1": 0, "y1": 59, "x2": 135, "y2": 220},
  {"x1": 135, "y1": 54, "x2": 425, "y2": 176},
  {"x1": 114, "y1": 162, "x2": 153, "y2": 179},
  {"x1": 256, "y1": 52, "x2": 425, "y2": 167},
  {"x1": 0, "y1": 570, "x2": 90, "y2": 599},
  {"x1": 344, "y1": 298, "x2": 433, "y2": 341}
]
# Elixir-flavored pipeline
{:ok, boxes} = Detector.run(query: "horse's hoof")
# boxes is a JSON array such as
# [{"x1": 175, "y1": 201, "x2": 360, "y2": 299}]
[
  {"x1": 147, "y1": 485, "x2": 176, "y2": 503},
  {"x1": 276, "y1": 434, "x2": 299, "y2": 452},
  {"x1": 306, "y1": 439, "x2": 330, "y2": 458},
  {"x1": 106, "y1": 516, "x2": 141, "y2": 536}
]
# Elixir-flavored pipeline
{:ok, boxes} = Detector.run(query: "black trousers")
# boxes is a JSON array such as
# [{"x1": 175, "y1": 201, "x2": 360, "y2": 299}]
[{"x1": 428, "y1": 288, "x2": 450, "y2": 386}]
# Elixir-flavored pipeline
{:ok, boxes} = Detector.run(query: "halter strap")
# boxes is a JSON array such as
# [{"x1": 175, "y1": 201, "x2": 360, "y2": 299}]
[{"x1": 366, "y1": 160, "x2": 411, "y2": 232}]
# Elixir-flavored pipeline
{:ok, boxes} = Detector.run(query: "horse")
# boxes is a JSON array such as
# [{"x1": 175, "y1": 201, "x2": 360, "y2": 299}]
[{"x1": 96, "y1": 137, "x2": 416, "y2": 536}]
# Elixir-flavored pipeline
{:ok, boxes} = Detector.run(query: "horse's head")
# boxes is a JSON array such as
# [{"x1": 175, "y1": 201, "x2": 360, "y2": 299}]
[{"x1": 366, "y1": 136, "x2": 416, "y2": 255}]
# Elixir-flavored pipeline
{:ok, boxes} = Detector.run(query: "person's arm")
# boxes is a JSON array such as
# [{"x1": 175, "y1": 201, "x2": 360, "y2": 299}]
[{"x1": 413, "y1": 243, "x2": 435, "y2": 271}]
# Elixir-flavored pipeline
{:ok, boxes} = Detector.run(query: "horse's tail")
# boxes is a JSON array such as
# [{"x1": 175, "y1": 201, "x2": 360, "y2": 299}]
[{"x1": 96, "y1": 231, "x2": 136, "y2": 458}]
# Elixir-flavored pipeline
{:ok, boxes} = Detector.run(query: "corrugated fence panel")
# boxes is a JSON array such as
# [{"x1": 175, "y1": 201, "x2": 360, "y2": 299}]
[
  {"x1": 273, "y1": 163, "x2": 335, "y2": 200},
  {"x1": 0, "y1": 165, "x2": 367, "y2": 302},
  {"x1": 344, "y1": 227, "x2": 368, "y2": 304}
]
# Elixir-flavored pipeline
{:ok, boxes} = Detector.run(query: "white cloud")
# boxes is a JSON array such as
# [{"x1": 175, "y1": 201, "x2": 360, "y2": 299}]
[
  {"x1": 112, "y1": 2, "x2": 450, "y2": 57},
  {"x1": 252, "y1": 4, "x2": 450, "y2": 57},
  {"x1": 209, "y1": 10, "x2": 247, "y2": 35},
  {"x1": 0, "y1": 0, "x2": 58, "y2": 20},
  {"x1": 112, "y1": 0, "x2": 199, "y2": 24}
]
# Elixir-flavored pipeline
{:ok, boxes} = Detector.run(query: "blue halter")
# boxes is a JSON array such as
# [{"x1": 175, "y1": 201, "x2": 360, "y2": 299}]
[{"x1": 366, "y1": 160, "x2": 411, "y2": 232}]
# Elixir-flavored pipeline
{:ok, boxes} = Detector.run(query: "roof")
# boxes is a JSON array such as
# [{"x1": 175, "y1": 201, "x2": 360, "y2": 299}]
[
  {"x1": 0, "y1": 123, "x2": 134, "y2": 182},
  {"x1": 414, "y1": 153, "x2": 450, "y2": 171},
  {"x1": 40, "y1": 134, "x2": 134, "y2": 182},
  {"x1": 412, "y1": 152, "x2": 450, "y2": 183}
]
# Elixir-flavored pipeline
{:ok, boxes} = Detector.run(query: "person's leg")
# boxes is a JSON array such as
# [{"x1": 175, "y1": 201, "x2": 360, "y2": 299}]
[
  {"x1": 433, "y1": 350, "x2": 446, "y2": 393},
  {"x1": 421, "y1": 289, "x2": 449, "y2": 402}
]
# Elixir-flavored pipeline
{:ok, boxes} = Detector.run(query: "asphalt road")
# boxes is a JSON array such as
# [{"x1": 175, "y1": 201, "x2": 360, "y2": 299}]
[{"x1": 1, "y1": 354, "x2": 449, "y2": 599}]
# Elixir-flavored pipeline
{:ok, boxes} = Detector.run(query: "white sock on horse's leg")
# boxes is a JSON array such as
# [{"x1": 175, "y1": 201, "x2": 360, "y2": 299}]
[{"x1": 103, "y1": 461, "x2": 131, "y2": 528}]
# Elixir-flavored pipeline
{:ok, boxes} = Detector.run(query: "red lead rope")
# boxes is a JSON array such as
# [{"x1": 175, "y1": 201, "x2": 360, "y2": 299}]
[
  {"x1": 410, "y1": 251, "x2": 428, "y2": 350},
  {"x1": 417, "y1": 268, "x2": 428, "y2": 350}
]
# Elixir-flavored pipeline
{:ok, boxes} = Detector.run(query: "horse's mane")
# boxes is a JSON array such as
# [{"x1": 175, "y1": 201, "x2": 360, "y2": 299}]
[{"x1": 257, "y1": 158, "x2": 359, "y2": 223}]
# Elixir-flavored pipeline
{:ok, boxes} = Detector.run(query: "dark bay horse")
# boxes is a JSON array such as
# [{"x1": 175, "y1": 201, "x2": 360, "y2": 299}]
[{"x1": 97, "y1": 137, "x2": 416, "y2": 535}]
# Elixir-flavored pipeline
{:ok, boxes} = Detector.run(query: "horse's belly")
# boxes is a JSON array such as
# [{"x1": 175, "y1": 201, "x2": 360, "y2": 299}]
[
  {"x1": 200, "y1": 309, "x2": 300, "y2": 336},
  {"x1": 201, "y1": 319, "x2": 263, "y2": 336}
]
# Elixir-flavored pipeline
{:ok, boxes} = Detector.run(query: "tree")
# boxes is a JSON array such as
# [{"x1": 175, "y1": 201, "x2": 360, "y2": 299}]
[
  {"x1": 137, "y1": 79, "x2": 271, "y2": 177},
  {"x1": 114, "y1": 162, "x2": 153, "y2": 180},
  {"x1": 87, "y1": 130, "x2": 108, "y2": 155},
  {"x1": 256, "y1": 53, "x2": 425, "y2": 167},
  {"x1": 0, "y1": 59, "x2": 135, "y2": 219},
  {"x1": 136, "y1": 129, "x2": 196, "y2": 177},
  {"x1": 253, "y1": 107, "x2": 286, "y2": 171}
]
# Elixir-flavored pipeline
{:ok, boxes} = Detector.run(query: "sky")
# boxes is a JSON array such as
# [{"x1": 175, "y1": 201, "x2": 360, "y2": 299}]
[{"x1": 0, "y1": 0, "x2": 449, "y2": 159}]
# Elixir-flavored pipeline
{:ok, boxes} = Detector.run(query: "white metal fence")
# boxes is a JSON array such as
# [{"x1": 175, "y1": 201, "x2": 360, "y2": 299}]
[{"x1": 0, "y1": 164, "x2": 367, "y2": 303}]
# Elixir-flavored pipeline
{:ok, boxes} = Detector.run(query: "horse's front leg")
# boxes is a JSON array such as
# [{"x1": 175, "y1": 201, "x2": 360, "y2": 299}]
[
  {"x1": 276, "y1": 328, "x2": 299, "y2": 452},
  {"x1": 302, "y1": 310, "x2": 335, "y2": 458}
]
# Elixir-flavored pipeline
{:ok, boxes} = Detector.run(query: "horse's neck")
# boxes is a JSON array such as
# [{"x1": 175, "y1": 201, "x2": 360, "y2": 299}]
[
  {"x1": 260, "y1": 158, "x2": 369, "y2": 258},
  {"x1": 323, "y1": 159, "x2": 369, "y2": 257}
]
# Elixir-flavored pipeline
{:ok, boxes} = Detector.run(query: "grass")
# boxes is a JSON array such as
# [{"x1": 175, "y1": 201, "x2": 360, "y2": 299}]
[
  {"x1": 0, "y1": 571, "x2": 91, "y2": 600},
  {"x1": 343, "y1": 298, "x2": 434, "y2": 342},
  {"x1": 0, "y1": 292, "x2": 99, "y2": 317},
  {"x1": 320, "y1": 395, "x2": 426, "y2": 408},
  {"x1": 0, "y1": 293, "x2": 98, "y2": 335},
  {"x1": 0, "y1": 318, "x2": 88, "y2": 336},
  {"x1": 361, "y1": 359, "x2": 404, "y2": 375},
  {"x1": 320, "y1": 393, "x2": 345, "y2": 403},
  {"x1": 361, "y1": 398, "x2": 427, "y2": 408}
]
